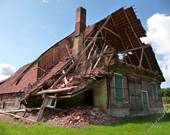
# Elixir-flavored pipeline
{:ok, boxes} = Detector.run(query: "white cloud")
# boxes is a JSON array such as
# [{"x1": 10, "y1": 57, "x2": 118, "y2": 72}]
[
  {"x1": 0, "y1": 63, "x2": 16, "y2": 82},
  {"x1": 42, "y1": 0, "x2": 49, "y2": 4},
  {"x1": 141, "y1": 13, "x2": 170, "y2": 84}
]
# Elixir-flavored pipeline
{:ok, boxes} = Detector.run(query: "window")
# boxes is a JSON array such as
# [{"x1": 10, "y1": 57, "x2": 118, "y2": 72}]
[
  {"x1": 151, "y1": 82, "x2": 158, "y2": 101},
  {"x1": 114, "y1": 73, "x2": 123, "y2": 101}
]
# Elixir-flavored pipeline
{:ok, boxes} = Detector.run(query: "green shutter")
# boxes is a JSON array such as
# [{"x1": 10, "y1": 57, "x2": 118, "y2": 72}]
[
  {"x1": 152, "y1": 83, "x2": 158, "y2": 100},
  {"x1": 115, "y1": 74, "x2": 123, "y2": 100}
]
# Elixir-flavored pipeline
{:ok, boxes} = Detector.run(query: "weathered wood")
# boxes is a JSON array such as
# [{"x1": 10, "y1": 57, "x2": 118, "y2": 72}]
[
  {"x1": 92, "y1": 45, "x2": 108, "y2": 71},
  {"x1": 87, "y1": 41, "x2": 95, "y2": 60},
  {"x1": 107, "y1": 53, "x2": 114, "y2": 65},
  {"x1": 0, "y1": 109, "x2": 25, "y2": 113},
  {"x1": 21, "y1": 59, "x2": 74, "y2": 101},
  {"x1": 58, "y1": 88, "x2": 88, "y2": 99},
  {"x1": 79, "y1": 15, "x2": 111, "y2": 58},
  {"x1": 123, "y1": 10, "x2": 152, "y2": 70},
  {"x1": 65, "y1": 44, "x2": 72, "y2": 59},
  {"x1": 62, "y1": 70, "x2": 68, "y2": 86},
  {"x1": 109, "y1": 15, "x2": 132, "y2": 64},
  {"x1": 139, "y1": 47, "x2": 144, "y2": 67},
  {"x1": 120, "y1": 45, "x2": 149, "y2": 54},
  {"x1": 36, "y1": 86, "x2": 78, "y2": 95},
  {"x1": 103, "y1": 26, "x2": 121, "y2": 38},
  {"x1": 0, "y1": 111, "x2": 35, "y2": 122},
  {"x1": 124, "y1": 29, "x2": 140, "y2": 63},
  {"x1": 37, "y1": 96, "x2": 49, "y2": 121},
  {"x1": 50, "y1": 61, "x2": 76, "y2": 88},
  {"x1": 72, "y1": 16, "x2": 112, "y2": 71}
]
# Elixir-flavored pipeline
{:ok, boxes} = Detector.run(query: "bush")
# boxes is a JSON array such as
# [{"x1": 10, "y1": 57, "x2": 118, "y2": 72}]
[
  {"x1": 162, "y1": 97, "x2": 170, "y2": 104},
  {"x1": 161, "y1": 88, "x2": 170, "y2": 97}
]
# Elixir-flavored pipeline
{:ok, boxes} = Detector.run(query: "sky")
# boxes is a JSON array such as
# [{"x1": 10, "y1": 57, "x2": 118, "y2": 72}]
[{"x1": 0, "y1": 0, "x2": 170, "y2": 87}]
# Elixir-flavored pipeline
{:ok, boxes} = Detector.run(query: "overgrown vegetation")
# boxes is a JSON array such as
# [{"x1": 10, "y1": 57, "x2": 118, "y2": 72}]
[
  {"x1": 161, "y1": 88, "x2": 170, "y2": 104},
  {"x1": 0, "y1": 113, "x2": 170, "y2": 135},
  {"x1": 161, "y1": 88, "x2": 170, "y2": 97}
]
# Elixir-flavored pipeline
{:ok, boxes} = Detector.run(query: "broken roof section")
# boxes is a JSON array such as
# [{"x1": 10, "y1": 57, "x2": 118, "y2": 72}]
[{"x1": 0, "y1": 6, "x2": 165, "y2": 98}]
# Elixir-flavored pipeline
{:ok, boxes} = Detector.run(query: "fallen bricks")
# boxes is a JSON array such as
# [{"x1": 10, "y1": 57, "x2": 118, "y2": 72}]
[
  {"x1": 0, "y1": 106, "x2": 123, "y2": 127},
  {"x1": 43, "y1": 106, "x2": 122, "y2": 127}
]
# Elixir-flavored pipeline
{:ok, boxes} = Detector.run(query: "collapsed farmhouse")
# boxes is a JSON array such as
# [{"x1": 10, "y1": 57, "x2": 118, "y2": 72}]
[{"x1": 0, "y1": 6, "x2": 165, "y2": 120}]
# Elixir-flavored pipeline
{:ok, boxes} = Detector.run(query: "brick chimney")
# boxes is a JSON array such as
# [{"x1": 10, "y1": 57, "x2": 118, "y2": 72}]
[
  {"x1": 75, "y1": 7, "x2": 86, "y2": 36},
  {"x1": 73, "y1": 7, "x2": 86, "y2": 57}
]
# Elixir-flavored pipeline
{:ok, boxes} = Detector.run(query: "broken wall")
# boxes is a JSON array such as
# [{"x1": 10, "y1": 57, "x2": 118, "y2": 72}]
[
  {"x1": 91, "y1": 79, "x2": 108, "y2": 112},
  {"x1": 0, "y1": 93, "x2": 23, "y2": 110}
]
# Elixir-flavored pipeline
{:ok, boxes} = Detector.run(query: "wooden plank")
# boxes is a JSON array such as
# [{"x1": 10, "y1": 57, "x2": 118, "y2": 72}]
[
  {"x1": 120, "y1": 45, "x2": 149, "y2": 54},
  {"x1": 50, "y1": 61, "x2": 76, "y2": 88},
  {"x1": 109, "y1": 15, "x2": 132, "y2": 64},
  {"x1": 139, "y1": 47, "x2": 144, "y2": 67},
  {"x1": 58, "y1": 88, "x2": 88, "y2": 99},
  {"x1": 36, "y1": 96, "x2": 49, "y2": 121},
  {"x1": 103, "y1": 26, "x2": 121, "y2": 39},
  {"x1": 0, "y1": 111, "x2": 35, "y2": 122},
  {"x1": 124, "y1": 29, "x2": 140, "y2": 63},
  {"x1": 123, "y1": 9, "x2": 152, "y2": 70},
  {"x1": 0, "y1": 109, "x2": 25, "y2": 113},
  {"x1": 36, "y1": 86, "x2": 78, "y2": 95},
  {"x1": 87, "y1": 43, "x2": 95, "y2": 60},
  {"x1": 79, "y1": 15, "x2": 112, "y2": 58},
  {"x1": 92, "y1": 45, "x2": 108, "y2": 71}
]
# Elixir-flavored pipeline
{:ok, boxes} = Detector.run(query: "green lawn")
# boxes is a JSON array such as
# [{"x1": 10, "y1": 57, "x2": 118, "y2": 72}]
[{"x1": 0, "y1": 113, "x2": 170, "y2": 135}]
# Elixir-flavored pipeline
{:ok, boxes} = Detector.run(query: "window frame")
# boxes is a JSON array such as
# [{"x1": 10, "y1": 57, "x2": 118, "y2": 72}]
[
  {"x1": 151, "y1": 82, "x2": 158, "y2": 101},
  {"x1": 114, "y1": 73, "x2": 124, "y2": 101}
]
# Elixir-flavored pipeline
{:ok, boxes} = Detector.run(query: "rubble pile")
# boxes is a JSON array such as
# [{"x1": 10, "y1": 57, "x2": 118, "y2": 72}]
[{"x1": 43, "y1": 106, "x2": 122, "y2": 127}]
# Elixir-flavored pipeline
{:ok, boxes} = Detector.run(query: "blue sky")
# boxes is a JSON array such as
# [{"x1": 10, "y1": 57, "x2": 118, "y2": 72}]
[{"x1": 0, "y1": 0, "x2": 170, "y2": 87}]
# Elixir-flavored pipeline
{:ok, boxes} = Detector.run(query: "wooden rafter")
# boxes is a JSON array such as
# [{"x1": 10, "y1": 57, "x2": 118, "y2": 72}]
[
  {"x1": 139, "y1": 47, "x2": 144, "y2": 67},
  {"x1": 124, "y1": 29, "x2": 140, "y2": 63},
  {"x1": 92, "y1": 45, "x2": 108, "y2": 71},
  {"x1": 103, "y1": 26, "x2": 121, "y2": 39},
  {"x1": 120, "y1": 45, "x2": 149, "y2": 54},
  {"x1": 110, "y1": 15, "x2": 133, "y2": 64},
  {"x1": 123, "y1": 9, "x2": 152, "y2": 70}
]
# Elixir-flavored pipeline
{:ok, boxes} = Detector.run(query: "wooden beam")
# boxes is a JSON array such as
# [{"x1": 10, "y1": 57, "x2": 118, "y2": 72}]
[
  {"x1": 58, "y1": 88, "x2": 88, "y2": 99},
  {"x1": 109, "y1": 15, "x2": 132, "y2": 64},
  {"x1": 37, "y1": 95, "x2": 49, "y2": 121},
  {"x1": 139, "y1": 47, "x2": 144, "y2": 67},
  {"x1": 124, "y1": 29, "x2": 140, "y2": 63},
  {"x1": 0, "y1": 111, "x2": 35, "y2": 123},
  {"x1": 103, "y1": 26, "x2": 121, "y2": 39},
  {"x1": 120, "y1": 45, "x2": 149, "y2": 54},
  {"x1": 87, "y1": 41, "x2": 95, "y2": 60},
  {"x1": 79, "y1": 15, "x2": 112, "y2": 58},
  {"x1": 123, "y1": 10, "x2": 152, "y2": 70},
  {"x1": 50, "y1": 61, "x2": 76, "y2": 89},
  {"x1": 36, "y1": 86, "x2": 78, "y2": 95},
  {"x1": 92, "y1": 45, "x2": 108, "y2": 71}
]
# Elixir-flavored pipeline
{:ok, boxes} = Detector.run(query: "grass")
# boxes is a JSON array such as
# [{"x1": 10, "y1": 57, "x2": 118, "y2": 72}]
[{"x1": 0, "y1": 112, "x2": 170, "y2": 135}]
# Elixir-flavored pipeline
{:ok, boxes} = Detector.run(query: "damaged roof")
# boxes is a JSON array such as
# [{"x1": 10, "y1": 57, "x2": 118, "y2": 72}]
[{"x1": 0, "y1": 6, "x2": 164, "y2": 96}]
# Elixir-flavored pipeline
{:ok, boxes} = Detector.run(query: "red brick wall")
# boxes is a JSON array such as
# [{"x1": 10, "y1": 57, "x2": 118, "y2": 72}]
[{"x1": 37, "y1": 39, "x2": 71, "y2": 78}]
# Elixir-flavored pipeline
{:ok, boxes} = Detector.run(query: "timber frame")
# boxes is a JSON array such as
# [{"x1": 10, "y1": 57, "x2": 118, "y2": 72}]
[{"x1": 0, "y1": 6, "x2": 164, "y2": 119}]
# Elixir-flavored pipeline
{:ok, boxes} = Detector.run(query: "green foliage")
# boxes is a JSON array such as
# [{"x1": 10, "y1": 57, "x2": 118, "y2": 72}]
[
  {"x1": 1, "y1": 113, "x2": 170, "y2": 135},
  {"x1": 161, "y1": 88, "x2": 170, "y2": 97},
  {"x1": 162, "y1": 97, "x2": 170, "y2": 104}
]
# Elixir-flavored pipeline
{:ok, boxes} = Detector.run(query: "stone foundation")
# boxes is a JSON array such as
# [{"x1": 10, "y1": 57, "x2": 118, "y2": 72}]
[{"x1": 108, "y1": 108, "x2": 130, "y2": 116}]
